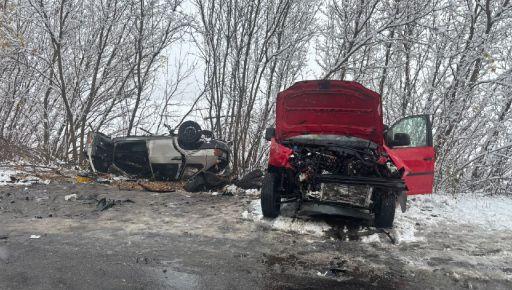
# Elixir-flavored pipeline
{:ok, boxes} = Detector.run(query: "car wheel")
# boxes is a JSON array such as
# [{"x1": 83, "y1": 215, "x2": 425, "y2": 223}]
[
  {"x1": 261, "y1": 172, "x2": 281, "y2": 218},
  {"x1": 178, "y1": 121, "x2": 202, "y2": 145},
  {"x1": 373, "y1": 190, "x2": 396, "y2": 228}
]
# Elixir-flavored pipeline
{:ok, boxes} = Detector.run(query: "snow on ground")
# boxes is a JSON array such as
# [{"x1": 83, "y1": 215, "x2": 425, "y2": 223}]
[
  {"x1": 223, "y1": 184, "x2": 260, "y2": 196},
  {"x1": 360, "y1": 233, "x2": 381, "y2": 243},
  {"x1": 242, "y1": 199, "x2": 331, "y2": 236},
  {"x1": 397, "y1": 193, "x2": 512, "y2": 231},
  {"x1": 0, "y1": 166, "x2": 50, "y2": 186},
  {"x1": 0, "y1": 168, "x2": 19, "y2": 184}
]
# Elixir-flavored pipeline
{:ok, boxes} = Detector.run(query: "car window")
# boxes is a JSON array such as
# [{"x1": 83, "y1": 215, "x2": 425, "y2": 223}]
[{"x1": 391, "y1": 116, "x2": 427, "y2": 147}]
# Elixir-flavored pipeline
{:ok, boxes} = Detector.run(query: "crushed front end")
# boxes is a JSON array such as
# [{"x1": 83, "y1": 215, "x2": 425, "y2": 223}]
[{"x1": 267, "y1": 135, "x2": 406, "y2": 225}]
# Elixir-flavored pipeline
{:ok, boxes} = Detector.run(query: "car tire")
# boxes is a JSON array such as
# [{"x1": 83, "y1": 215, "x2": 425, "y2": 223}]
[
  {"x1": 178, "y1": 121, "x2": 202, "y2": 145},
  {"x1": 373, "y1": 190, "x2": 396, "y2": 228},
  {"x1": 261, "y1": 172, "x2": 281, "y2": 218}
]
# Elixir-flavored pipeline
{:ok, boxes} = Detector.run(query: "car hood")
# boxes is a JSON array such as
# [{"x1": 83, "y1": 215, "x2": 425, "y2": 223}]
[{"x1": 275, "y1": 80, "x2": 384, "y2": 145}]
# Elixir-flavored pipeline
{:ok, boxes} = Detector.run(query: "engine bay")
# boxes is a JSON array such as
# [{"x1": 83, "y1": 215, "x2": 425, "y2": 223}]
[{"x1": 284, "y1": 142, "x2": 404, "y2": 206}]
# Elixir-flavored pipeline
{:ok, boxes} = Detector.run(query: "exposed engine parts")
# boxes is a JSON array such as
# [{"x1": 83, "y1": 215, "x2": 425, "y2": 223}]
[
  {"x1": 281, "y1": 143, "x2": 406, "y2": 208},
  {"x1": 288, "y1": 145, "x2": 400, "y2": 185}
]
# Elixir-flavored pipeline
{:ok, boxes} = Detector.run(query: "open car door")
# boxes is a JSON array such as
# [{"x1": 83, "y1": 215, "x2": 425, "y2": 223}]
[{"x1": 385, "y1": 115, "x2": 435, "y2": 195}]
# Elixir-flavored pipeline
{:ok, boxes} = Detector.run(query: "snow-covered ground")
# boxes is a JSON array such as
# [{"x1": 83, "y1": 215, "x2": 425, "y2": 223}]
[
  {"x1": 399, "y1": 193, "x2": 512, "y2": 231},
  {"x1": 242, "y1": 199, "x2": 331, "y2": 236},
  {"x1": 0, "y1": 168, "x2": 18, "y2": 184},
  {"x1": 0, "y1": 166, "x2": 50, "y2": 186}
]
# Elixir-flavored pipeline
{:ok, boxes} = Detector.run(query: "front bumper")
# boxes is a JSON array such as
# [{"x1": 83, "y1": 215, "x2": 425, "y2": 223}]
[{"x1": 315, "y1": 174, "x2": 406, "y2": 190}]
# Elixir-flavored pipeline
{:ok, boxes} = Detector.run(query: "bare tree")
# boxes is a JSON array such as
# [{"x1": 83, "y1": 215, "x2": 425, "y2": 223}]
[{"x1": 193, "y1": 0, "x2": 318, "y2": 174}]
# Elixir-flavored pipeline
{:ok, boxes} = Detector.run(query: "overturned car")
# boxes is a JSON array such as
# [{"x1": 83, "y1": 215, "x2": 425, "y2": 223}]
[
  {"x1": 262, "y1": 80, "x2": 435, "y2": 228},
  {"x1": 86, "y1": 121, "x2": 230, "y2": 189}
]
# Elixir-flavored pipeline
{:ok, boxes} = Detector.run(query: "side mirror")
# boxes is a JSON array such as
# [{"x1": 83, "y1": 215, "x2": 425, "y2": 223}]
[
  {"x1": 264, "y1": 127, "x2": 275, "y2": 141},
  {"x1": 392, "y1": 133, "x2": 411, "y2": 147}
]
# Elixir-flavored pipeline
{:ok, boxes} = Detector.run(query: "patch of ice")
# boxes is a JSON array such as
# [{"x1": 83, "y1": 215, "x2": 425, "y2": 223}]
[{"x1": 242, "y1": 200, "x2": 331, "y2": 236}]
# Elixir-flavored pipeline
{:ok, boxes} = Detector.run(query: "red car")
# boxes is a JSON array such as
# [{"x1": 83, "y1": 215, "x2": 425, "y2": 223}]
[{"x1": 262, "y1": 80, "x2": 435, "y2": 228}]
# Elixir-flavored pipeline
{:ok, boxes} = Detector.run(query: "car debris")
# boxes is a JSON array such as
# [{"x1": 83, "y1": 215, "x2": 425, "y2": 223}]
[
  {"x1": 137, "y1": 181, "x2": 177, "y2": 193},
  {"x1": 96, "y1": 197, "x2": 134, "y2": 211},
  {"x1": 85, "y1": 121, "x2": 231, "y2": 191},
  {"x1": 64, "y1": 194, "x2": 78, "y2": 201},
  {"x1": 183, "y1": 171, "x2": 230, "y2": 192},
  {"x1": 260, "y1": 80, "x2": 436, "y2": 228},
  {"x1": 233, "y1": 169, "x2": 264, "y2": 189}
]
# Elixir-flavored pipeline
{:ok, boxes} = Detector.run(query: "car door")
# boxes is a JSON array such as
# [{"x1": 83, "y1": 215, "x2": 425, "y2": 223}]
[{"x1": 385, "y1": 115, "x2": 435, "y2": 195}]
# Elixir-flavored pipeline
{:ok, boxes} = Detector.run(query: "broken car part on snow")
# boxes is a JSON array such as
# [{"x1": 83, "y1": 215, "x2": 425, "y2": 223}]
[{"x1": 260, "y1": 80, "x2": 436, "y2": 228}]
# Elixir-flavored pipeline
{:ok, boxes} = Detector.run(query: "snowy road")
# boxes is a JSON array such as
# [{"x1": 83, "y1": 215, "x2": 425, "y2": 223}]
[{"x1": 0, "y1": 182, "x2": 511, "y2": 289}]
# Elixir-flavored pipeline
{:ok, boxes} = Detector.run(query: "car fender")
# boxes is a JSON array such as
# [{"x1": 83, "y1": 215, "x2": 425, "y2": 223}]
[
  {"x1": 384, "y1": 145, "x2": 411, "y2": 175},
  {"x1": 268, "y1": 138, "x2": 293, "y2": 169}
]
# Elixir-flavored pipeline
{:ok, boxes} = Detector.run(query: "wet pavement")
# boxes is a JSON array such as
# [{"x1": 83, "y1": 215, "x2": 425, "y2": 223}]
[{"x1": 0, "y1": 183, "x2": 511, "y2": 289}]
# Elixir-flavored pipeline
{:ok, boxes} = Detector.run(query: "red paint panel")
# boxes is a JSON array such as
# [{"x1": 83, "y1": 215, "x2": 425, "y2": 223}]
[
  {"x1": 268, "y1": 138, "x2": 293, "y2": 168},
  {"x1": 275, "y1": 80, "x2": 384, "y2": 145},
  {"x1": 385, "y1": 145, "x2": 435, "y2": 195}
]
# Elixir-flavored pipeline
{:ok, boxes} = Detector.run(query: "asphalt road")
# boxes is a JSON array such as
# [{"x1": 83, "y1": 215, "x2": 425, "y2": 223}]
[{"x1": 0, "y1": 183, "x2": 510, "y2": 289}]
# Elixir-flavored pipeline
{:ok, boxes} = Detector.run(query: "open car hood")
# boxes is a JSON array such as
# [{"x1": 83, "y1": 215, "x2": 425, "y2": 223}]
[{"x1": 275, "y1": 80, "x2": 384, "y2": 145}]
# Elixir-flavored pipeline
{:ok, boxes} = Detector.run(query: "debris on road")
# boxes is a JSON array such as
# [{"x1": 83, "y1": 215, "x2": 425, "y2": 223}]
[
  {"x1": 233, "y1": 169, "x2": 263, "y2": 189},
  {"x1": 29, "y1": 235, "x2": 41, "y2": 239},
  {"x1": 138, "y1": 181, "x2": 178, "y2": 193},
  {"x1": 76, "y1": 172, "x2": 95, "y2": 183},
  {"x1": 64, "y1": 194, "x2": 78, "y2": 201},
  {"x1": 114, "y1": 180, "x2": 180, "y2": 192},
  {"x1": 184, "y1": 172, "x2": 230, "y2": 192},
  {"x1": 96, "y1": 198, "x2": 115, "y2": 211},
  {"x1": 96, "y1": 197, "x2": 134, "y2": 211}
]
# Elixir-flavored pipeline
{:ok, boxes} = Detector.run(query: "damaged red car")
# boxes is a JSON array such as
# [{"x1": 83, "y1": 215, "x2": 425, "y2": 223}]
[{"x1": 262, "y1": 80, "x2": 435, "y2": 228}]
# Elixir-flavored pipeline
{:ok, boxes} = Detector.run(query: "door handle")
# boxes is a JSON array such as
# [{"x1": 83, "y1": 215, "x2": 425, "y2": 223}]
[{"x1": 423, "y1": 157, "x2": 434, "y2": 161}]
